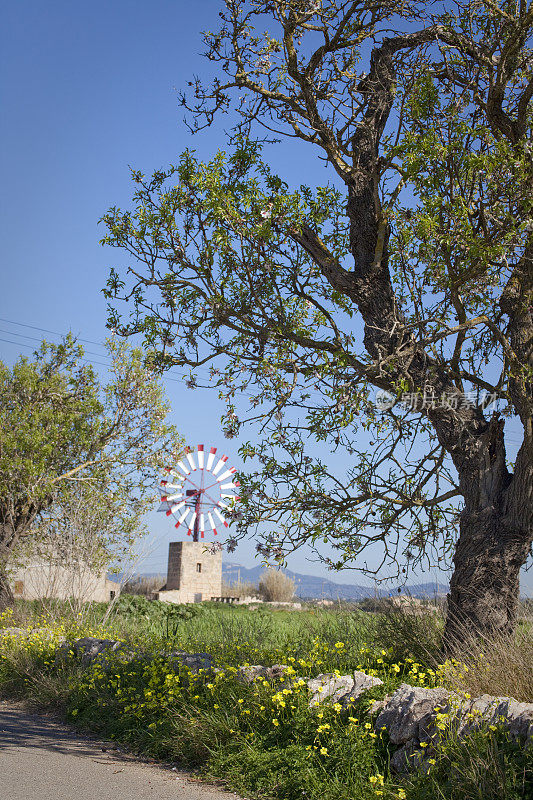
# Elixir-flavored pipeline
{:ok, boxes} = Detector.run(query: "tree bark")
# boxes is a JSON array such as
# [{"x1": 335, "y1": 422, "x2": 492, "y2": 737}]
[
  {"x1": 0, "y1": 570, "x2": 14, "y2": 611},
  {"x1": 300, "y1": 176, "x2": 532, "y2": 646},
  {"x1": 442, "y1": 420, "x2": 533, "y2": 651},
  {"x1": 444, "y1": 508, "x2": 531, "y2": 649},
  {"x1": 0, "y1": 516, "x2": 30, "y2": 611}
]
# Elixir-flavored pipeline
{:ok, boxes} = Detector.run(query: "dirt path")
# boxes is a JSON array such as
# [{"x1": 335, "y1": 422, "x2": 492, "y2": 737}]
[{"x1": 0, "y1": 701, "x2": 246, "y2": 800}]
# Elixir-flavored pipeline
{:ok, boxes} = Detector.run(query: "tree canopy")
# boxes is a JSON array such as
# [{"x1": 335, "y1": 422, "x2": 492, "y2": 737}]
[
  {"x1": 0, "y1": 336, "x2": 184, "y2": 605},
  {"x1": 102, "y1": 0, "x2": 532, "y2": 645}
]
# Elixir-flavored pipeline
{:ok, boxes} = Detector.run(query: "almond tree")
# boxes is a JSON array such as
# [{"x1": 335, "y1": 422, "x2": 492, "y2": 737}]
[
  {"x1": 102, "y1": 0, "x2": 532, "y2": 648},
  {"x1": 0, "y1": 336, "x2": 183, "y2": 608}
]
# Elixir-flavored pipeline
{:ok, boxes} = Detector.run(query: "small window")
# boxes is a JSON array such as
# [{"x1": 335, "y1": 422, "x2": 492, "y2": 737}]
[
  {"x1": 109, "y1": 590, "x2": 116, "y2": 600},
  {"x1": 196, "y1": 563, "x2": 202, "y2": 573},
  {"x1": 14, "y1": 580, "x2": 24, "y2": 595}
]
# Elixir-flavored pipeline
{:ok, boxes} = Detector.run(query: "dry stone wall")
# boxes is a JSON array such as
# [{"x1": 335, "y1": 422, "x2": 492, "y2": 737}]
[{"x1": 42, "y1": 635, "x2": 533, "y2": 773}]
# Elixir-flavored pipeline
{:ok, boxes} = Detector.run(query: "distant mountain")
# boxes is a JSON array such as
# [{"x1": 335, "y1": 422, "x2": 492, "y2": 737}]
[{"x1": 222, "y1": 562, "x2": 448, "y2": 601}]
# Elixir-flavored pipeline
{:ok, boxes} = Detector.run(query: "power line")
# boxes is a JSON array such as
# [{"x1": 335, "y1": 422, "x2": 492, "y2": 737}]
[
  {"x1": 0, "y1": 315, "x2": 213, "y2": 377},
  {"x1": 0, "y1": 328, "x2": 187, "y2": 385},
  {"x1": 0, "y1": 316, "x2": 105, "y2": 348},
  {"x1": 0, "y1": 327, "x2": 115, "y2": 363},
  {"x1": 0, "y1": 336, "x2": 113, "y2": 370},
  {"x1": 0, "y1": 316, "x2": 218, "y2": 383},
  {"x1": 0, "y1": 316, "x2": 263, "y2": 399}
]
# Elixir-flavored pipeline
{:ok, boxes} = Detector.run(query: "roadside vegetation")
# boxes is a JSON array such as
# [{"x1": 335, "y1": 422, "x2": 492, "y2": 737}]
[{"x1": 1, "y1": 599, "x2": 531, "y2": 800}]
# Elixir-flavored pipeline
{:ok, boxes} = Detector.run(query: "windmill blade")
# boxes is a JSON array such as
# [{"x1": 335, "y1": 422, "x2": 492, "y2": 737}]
[
  {"x1": 212, "y1": 455, "x2": 228, "y2": 475},
  {"x1": 217, "y1": 466, "x2": 237, "y2": 483},
  {"x1": 163, "y1": 468, "x2": 184, "y2": 482},
  {"x1": 176, "y1": 460, "x2": 190, "y2": 476},
  {"x1": 186, "y1": 451, "x2": 197, "y2": 471},
  {"x1": 197, "y1": 444, "x2": 204, "y2": 469},
  {"x1": 214, "y1": 508, "x2": 229, "y2": 528},
  {"x1": 207, "y1": 512, "x2": 217, "y2": 533},
  {"x1": 206, "y1": 446, "x2": 217, "y2": 471},
  {"x1": 200, "y1": 513, "x2": 205, "y2": 536},
  {"x1": 161, "y1": 492, "x2": 183, "y2": 502},
  {"x1": 221, "y1": 482, "x2": 240, "y2": 489},
  {"x1": 175, "y1": 508, "x2": 189, "y2": 526},
  {"x1": 164, "y1": 466, "x2": 181, "y2": 477},
  {"x1": 161, "y1": 481, "x2": 185, "y2": 489},
  {"x1": 187, "y1": 509, "x2": 197, "y2": 536}
]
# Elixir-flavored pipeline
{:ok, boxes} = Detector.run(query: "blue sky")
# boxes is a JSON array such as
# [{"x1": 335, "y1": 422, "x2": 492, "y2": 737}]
[{"x1": 1, "y1": 1, "x2": 531, "y2": 594}]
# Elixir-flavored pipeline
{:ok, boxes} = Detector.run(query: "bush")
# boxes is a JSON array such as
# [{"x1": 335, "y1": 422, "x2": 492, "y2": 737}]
[
  {"x1": 221, "y1": 579, "x2": 258, "y2": 598},
  {"x1": 258, "y1": 569, "x2": 295, "y2": 602},
  {"x1": 122, "y1": 575, "x2": 164, "y2": 596},
  {"x1": 357, "y1": 597, "x2": 390, "y2": 613},
  {"x1": 405, "y1": 724, "x2": 532, "y2": 800},
  {"x1": 1, "y1": 604, "x2": 532, "y2": 800}
]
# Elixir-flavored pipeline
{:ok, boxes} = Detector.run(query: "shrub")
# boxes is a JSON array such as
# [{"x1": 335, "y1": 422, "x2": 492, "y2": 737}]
[
  {"x1": 258, "y1": 569, "x2": 295, "y2": 603},
  {"x1": 1, "y1": 604, "x2": 532, "y2": 800},
  {"x1": 357, "y1": 597, "x2": 388, "y2": 613},
  {"x1": 122, "y1": 575, "x2": 164, "y2": 596},
  {"x1": 405, "y1": 724, "x2": 532, "y2": 800},
  {"x1": 221, "y1": 579, "x2": 258, "y2": 598}
]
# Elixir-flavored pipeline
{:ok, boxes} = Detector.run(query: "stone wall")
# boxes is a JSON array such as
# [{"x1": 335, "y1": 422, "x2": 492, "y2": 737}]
[
  {"x1": 34, "y1": 632, "x2": 533, "y2": 775},
  {"x1": 47, "y1": 636, "x2": 533, "y2": 773}
]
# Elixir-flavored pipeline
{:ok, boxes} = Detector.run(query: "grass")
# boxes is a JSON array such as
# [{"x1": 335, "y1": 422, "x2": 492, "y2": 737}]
[
  {"x1": 436, "y1": 627, "x2": 533, "y2": 702},
  {"x1": 1, "y1": 599, "x2": 532, "y2": 800}
]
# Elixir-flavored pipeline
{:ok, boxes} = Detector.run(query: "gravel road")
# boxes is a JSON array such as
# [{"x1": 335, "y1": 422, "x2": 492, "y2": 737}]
[{"x1": 0, "y1": 701, "x2": 246, "y2": 800}]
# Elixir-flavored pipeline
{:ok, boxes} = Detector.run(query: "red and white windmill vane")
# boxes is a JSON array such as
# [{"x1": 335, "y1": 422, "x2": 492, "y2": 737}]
[{"x1": 158, "y1": 445, "x2": 240, "y2": 541}]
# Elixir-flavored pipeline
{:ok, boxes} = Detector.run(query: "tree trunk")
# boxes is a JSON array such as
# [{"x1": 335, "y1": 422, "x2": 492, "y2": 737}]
[
  {"x1": 0, "y1": 570, "x2": 14, "y2": 611},
  {"x1": 442, "y1": 419, "x2": 533, "y2": 652},
  {"x1": 0, "y1": 517, "x2": 26, "y2": 611},
  {"x1": 443, "y1": 508, "x2": 531, "y2": 650}
]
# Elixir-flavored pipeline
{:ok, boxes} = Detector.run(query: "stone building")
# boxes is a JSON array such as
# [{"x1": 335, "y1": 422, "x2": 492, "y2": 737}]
[
  {"x1": 10, "y1": 560, "x2": 120, "y2": 603},
  {"x1": 157, "y1": 541, "x2": 222, "y2": 603}
]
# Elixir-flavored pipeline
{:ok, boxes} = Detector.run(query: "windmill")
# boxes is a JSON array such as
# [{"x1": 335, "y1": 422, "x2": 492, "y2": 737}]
[{"x1": 158, "y1": 445, "x2": 240, "y2": 541}]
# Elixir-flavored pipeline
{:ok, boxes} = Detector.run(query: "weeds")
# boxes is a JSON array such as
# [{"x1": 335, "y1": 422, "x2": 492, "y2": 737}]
[
  {"x1": 404, "y1": 724, "x2": 532, "y2": 800},
  {"x1": 436, "y1": 626, "x2": 533, "y2": 703},
  {"x1": 371, "y1": 607, "x2": 444, "y2": 668}
]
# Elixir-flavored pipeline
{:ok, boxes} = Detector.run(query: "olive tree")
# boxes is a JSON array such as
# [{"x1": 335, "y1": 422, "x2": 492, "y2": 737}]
[
  {"x1": 102, "y1": 0, "x2": 532, "y2": 648},
  {"x1": 0, "y1": 336, "x2": 183, "y2": 607}
]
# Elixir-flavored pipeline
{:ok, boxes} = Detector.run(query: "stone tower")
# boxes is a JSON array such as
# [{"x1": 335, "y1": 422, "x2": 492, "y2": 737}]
[{"x1": 159, "y1": 541, "x2": 222, "y2": 603}]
